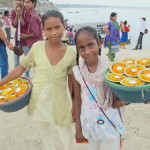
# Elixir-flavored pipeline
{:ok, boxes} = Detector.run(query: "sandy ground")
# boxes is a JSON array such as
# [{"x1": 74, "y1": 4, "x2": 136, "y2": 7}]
[{"x1": 0, "y1": 30, "x2": 150, "y2": 150}]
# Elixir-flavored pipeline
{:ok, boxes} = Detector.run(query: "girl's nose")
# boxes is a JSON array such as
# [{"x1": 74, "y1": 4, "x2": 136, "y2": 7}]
[
  {"x1": 51, "y1": 29, "x2": 57, "y2": 35},
  {"x1": 85, "y1": 48, "x2": 91, "y2": 55}
]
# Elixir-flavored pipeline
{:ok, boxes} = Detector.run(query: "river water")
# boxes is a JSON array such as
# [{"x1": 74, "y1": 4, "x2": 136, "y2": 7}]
[{"x1": 60, "y1": 7, "x2": 150, "y2": 48}]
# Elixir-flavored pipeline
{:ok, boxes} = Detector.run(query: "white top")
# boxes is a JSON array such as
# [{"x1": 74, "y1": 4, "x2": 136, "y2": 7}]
[
  {"x1": 140, "y1": 19, "x2": 147, "y2": 33},
  {"x1": 73, "y1": 66, "x2": 125, "y2": 142}
]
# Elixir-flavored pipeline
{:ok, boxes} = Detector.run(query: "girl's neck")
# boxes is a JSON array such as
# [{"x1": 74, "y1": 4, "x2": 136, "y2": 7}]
[
  {"x1": 86, "y1": 57, "x2": 99, "y2": 73},
  {"x1": 47, "y1": 40, "x2": 63, "y2": 49}
]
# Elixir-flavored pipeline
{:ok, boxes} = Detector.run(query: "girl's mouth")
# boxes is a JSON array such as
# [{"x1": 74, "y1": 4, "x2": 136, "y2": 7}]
[
  {"x1": 86, "y1": 56, "x2": 94, "y2": 60},
  {"x1": 51, "y1": 36, "x2": 59, "y2": 40}
]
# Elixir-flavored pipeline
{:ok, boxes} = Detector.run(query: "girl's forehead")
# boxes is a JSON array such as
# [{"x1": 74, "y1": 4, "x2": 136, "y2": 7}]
[
  {"x1": 44, "y1": 17, "x2": 63, "y2": 25},
  {"x1": 76, "y1": 31, "x2": 95, "y2": 44}
]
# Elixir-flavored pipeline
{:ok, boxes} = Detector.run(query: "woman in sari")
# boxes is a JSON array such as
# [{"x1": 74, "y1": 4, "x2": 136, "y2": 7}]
[
  {"x1": 120, "y1": 21, "x2": 130, "y2": 49},
  {"x1": 103, "y1": 12, "x2": 120, "y2": 62}
]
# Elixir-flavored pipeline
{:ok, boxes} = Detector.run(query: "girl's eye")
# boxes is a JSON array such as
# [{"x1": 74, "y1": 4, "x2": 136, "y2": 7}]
[
  {"x1": 88, "y1": 43, "x2": 95, "y2": 48},
  {"x1": 78, "y1": 46, "x2": 85, "y2": 51},
  {"x1": 46, "y1": 28, "x2": 51, "y2": 31},
  {"x1": 56, "y1": 26, "x2": 61, "y2": 29}
]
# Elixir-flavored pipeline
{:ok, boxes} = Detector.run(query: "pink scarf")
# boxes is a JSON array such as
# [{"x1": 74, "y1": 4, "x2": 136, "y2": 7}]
[{"x1": 79, "y1": 56, "x2": 114, "y2": 108}]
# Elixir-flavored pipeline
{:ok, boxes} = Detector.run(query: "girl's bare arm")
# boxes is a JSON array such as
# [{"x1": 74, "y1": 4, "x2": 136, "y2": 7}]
[
  {"x1": 112, "y1": 99, "x2": 127, "y2": 108},
  {"x1": 68, "y1": 74, "x2": 73, "y2": 96},
  {"x1": 0, "y1": 65, "x2": 26, "y2": 86},
  {"x1": 103, "y1": 25, "x2": 110, "y2": 35},
  {"x1": 112, "y1": 95, "x2": 129, "y2": 108},
  {"x1": 0, "y1": 27, "x2": 14, "y2": 50},
  {"x1": 72, "y1": 74, "x2": 86, "y2": 141}
]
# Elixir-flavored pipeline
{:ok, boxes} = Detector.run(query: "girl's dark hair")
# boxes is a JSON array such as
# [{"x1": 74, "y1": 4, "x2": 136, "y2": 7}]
[
  {"x1": 42, "y1": 10, "x2": 64, "y2": 27},
  {"x1": 4, "y1": 10, "x2": 9, "y2": 16},
  {"x1": 110, "y1": 12, "x2": 117, "y2": 18},
  {"x1": 124, "y1": 21, "x2": 127, "y2": 25},
  {"x1": 74, "y1": 26, "x2": 101, "y2": 65},
  {"x1": 29, "y1": 0, "x2": 37, "y2": 8}
]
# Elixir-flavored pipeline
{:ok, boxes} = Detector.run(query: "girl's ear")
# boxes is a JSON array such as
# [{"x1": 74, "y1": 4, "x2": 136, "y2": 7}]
[{"x1": 63, "y1": 23, "x2": 66, "y2": 31}]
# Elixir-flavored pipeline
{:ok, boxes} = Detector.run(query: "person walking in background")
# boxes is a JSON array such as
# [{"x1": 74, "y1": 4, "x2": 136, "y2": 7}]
[
  {"x1": 133, "y1": 17, "x2": 148, "y2": 50},
  {"x1": 73, "y1": 30, "x2": 76, "y2": 43},
  {"x1": 103, "y1": 12, "x2": 120, "y2": 62},
  {"x1": 3, "y1": 10, "x2": 11, "y2": 42},
  {"x1": 0, "y1": 26, "x2": 14, "y2": 79},
  {"x1": 120, "y1": 21, "x2": 130, "y2": 49},
  {"x1": 67, "y1": 28, "x2": 74, "y2": 45},
  {"x1": 11, "y1": 0, "x2": 30, "y2": 77},
  {"x1": 21, "y1": 0, "x2": 43, "y2": 49}
]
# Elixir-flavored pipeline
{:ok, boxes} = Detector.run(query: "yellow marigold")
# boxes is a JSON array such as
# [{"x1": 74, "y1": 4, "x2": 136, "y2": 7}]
[
  {"x1": 0, "y1": 86, "x2": 5, "y2": 90},
  {"x1": 112, "y1": 63, "x2": 126, "y2": 73},
  {"x1": 137, "y1": 58, "x2": 150, "y2": 66},
  {"x1": 14, "y1": 85, "x2": 29, "y2": 96},
  {"x1": 11, "y1": 79, "x2": 22, "y2": 87},
  {"x1": 121, "y1": 78, "x2": 144, "y2": 86},
  {"x1": 107, "y1": 73, "x2": 125, "y2": 82},
  {"x1": 125, "y1": 65, "x2": 144, "y2": 76},
  {"x1": 139, "y1": 69, "x2": 150, "y2": 82},
  {"x1": 2, "y1": 86, "x2": 16, "y2": 96},
  {"x1": 122, "y1": 59, "x2": 135, "y2": 65},
  {"x1": 5, "y1": 95, "x2": 18, "y2": 101},
  {"x1": 22, "y1": 79, "x2": 29, "y2": 85},
  {"x1": 0, "y1": 93, "x2": 6, "y2": 102}
]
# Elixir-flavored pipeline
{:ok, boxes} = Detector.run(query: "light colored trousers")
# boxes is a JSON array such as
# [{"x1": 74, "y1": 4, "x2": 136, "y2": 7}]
[
  {"x1": 88, "y1": 137, "x2": 120, "y2": 150},
  {"x1": 13, "y1": 46, "x2": 30, "y2": 77},
  {"x1": 35, "y1": 121, "x2": 75, "y2": 150}
]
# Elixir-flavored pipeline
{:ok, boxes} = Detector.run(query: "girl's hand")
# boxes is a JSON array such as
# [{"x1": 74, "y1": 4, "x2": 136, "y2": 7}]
[
  {"x1": 7, "y1": 43, "x2": 14, "y2": 50},
  {"x1": 20, "y1": 33, "x2": 28, "y2": 39},
  {"x1": 120, "y1": 136, "x2": 123, "y2": 149},
  {"x1": 106, "y1": 31, "x2": 110, "y2": 35},
  {"x1": 76, "y1": 128, "x2": 87, "y2": 142},
  {"x1": 15, "y1": 6, "x2": 22, "y2": 15}
]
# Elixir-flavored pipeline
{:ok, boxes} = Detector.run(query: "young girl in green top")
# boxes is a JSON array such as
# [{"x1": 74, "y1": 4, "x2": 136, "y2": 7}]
[{"x1": 0, "y1": 10, "x2": 76, "y2": 150}]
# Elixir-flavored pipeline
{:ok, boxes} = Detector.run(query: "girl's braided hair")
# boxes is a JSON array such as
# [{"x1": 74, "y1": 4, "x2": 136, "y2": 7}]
[{"x1": 74, "y1": 26, "x2": 102, "y2": 65}]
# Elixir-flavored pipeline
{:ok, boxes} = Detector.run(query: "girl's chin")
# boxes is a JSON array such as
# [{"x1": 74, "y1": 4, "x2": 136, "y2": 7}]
[
  {"x1": 47, "y1": 38, "x2": 61, "y2": 42},
  {"x1": 85, "y1": 56, "x2": 98, "y2": 64}
]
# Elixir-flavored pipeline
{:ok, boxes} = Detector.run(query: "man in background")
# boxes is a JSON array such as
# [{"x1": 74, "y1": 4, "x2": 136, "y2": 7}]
[
  {"x1": 133, "y1": 17, "x2": 148, "y2": 50},
  {"x1": 11, "y1": 0, "x2": 30, "y2": 77}
]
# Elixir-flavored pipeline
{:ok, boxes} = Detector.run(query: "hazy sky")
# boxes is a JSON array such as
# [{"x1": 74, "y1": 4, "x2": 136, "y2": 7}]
[{"x1": 53, "y1": 0, "x2": 150, "y2": 7}]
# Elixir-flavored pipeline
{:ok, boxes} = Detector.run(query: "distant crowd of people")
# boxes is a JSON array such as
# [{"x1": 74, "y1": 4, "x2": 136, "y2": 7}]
[
  {"x1": 0, "y1": 0, "x2": 42, "y2": 79},
  {"x1": 103, "y1": 12, "x2": 147, "y2": 61}
]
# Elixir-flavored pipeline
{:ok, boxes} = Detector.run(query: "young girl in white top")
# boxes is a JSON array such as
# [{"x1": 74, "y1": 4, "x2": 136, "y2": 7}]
[{"x1": 72, "y1": 26, "x2": 126, "y2": 150}]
